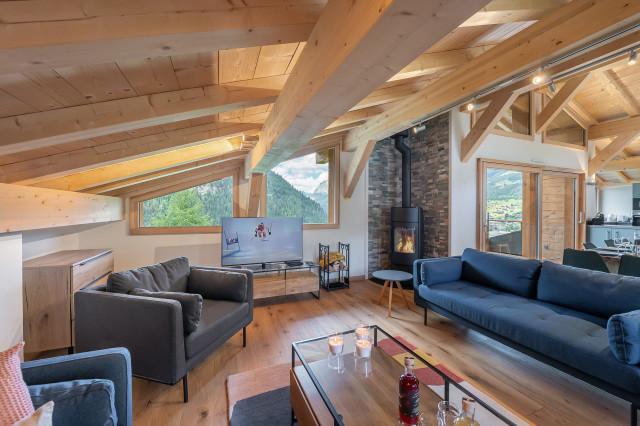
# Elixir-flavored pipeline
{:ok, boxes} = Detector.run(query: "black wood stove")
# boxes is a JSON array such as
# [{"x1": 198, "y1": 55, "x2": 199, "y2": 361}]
[{"x1": 389, "y1": 131, "x2": 423, "y2": 275}]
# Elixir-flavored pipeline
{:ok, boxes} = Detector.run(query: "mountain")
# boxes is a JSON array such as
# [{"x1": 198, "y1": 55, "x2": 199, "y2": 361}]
[
  {"x1": 267, "y1": 171, "x2": 327, "y2": 223},
  {"x1": 486, "y1": 169, "x2": 522, "y2": 202},
  {"x1": 304, "y1": 180, "x2": 328, "y2": 212}
]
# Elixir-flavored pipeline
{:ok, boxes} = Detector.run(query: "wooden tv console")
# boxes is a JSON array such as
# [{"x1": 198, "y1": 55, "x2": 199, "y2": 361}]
[{"x1": 247, "y1": 262, "x2": 320, "y2": 299}]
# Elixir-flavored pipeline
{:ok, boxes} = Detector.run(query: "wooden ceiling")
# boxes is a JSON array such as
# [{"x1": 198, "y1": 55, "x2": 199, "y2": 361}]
[{"x1": 0, "y1": 0, "x2": 639, "y2": 202}]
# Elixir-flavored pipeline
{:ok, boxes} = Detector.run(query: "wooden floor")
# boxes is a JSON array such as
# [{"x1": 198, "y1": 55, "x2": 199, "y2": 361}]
[{"x1": 132, "y1": 279, "x2": 627, "y2": 425}]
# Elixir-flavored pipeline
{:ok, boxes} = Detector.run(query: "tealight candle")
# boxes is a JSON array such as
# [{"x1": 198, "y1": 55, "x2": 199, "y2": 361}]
[
  {"x1": 356, "y1": 339, "x2": 372, "y2": 359},
  {"x1": 328, "y1": 334, "x2": 344, "y2": 354},
  {"x1": 355, "y1": 326, "x2": 370, "y2": 341}
]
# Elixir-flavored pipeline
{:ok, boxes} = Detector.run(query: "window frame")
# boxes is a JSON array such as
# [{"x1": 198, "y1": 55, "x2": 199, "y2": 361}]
[
  {"x1": 263, "y1": 145, "x2": 340, "y2": 230},
  {"x1": 129, "y1": 169, "x2": 239, "y2": 235}
]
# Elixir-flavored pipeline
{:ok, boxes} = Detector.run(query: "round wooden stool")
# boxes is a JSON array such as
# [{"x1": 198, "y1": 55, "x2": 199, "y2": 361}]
[{"x1": 372, "y1": 270, "x2": 413, "y2": 317}]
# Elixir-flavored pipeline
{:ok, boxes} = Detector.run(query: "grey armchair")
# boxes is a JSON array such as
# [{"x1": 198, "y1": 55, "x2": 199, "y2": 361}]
[
  {"x1": 74, "y1": 258, "x2": 253, "y2": 403},
  {"x1": 22, "y1": 347, "x2": 132, "y2": 426}
]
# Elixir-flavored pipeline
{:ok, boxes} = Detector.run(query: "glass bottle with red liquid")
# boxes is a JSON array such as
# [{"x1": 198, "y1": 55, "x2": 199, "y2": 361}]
[{"x1": 399, "y1": 356, "x2": 420, "y2": 425}]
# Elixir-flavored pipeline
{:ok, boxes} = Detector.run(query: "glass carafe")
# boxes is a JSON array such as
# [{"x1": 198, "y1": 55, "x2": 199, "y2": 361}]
[{"x1": 454, "y1": 396, "x2": 480, "y2": 426}]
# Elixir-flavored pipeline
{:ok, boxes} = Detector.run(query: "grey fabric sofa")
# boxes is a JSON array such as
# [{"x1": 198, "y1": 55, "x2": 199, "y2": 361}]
[
  {"x1": 414, "y1": 248, "x2": 640, "y2": 424},
  {"x1": 74, "y1": 257, "x2": 253, "y2": 403},
  {"x1": 22, "y1": 347, "x2": 132, "y2": 426}
]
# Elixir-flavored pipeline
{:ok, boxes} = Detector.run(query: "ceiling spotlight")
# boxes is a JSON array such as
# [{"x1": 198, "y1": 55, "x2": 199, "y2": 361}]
[
  {"x1": 629, "y1": 50, "x2": 637, "y2": 66},
  {"x1": 466, "y1": 98, "x2": 482, "y2": 111},
  {"x1": 532, "y1": 73, "x2": 543, "y2": 85},
  {"x1": 549, "y1": 80, "x2": 556, "y2": 93},
  {"x1": 413, "y1": 124, "x2": 426, "y2": 133}
]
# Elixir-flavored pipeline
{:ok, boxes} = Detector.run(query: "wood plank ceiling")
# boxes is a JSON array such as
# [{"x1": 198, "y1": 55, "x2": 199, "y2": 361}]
[{"x1": 0, "y1": 0, "x2": 639, "y2": 199}]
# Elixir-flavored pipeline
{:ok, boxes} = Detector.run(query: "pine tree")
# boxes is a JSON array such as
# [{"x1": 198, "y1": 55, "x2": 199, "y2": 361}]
[{"x1": 148, "y1": 188, "x2": 212, "y2": 227}]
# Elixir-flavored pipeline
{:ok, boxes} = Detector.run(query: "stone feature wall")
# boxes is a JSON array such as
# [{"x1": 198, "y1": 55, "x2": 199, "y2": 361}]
[{"x1": 367, "y1": 113, "x2": 450, "y2": 276}]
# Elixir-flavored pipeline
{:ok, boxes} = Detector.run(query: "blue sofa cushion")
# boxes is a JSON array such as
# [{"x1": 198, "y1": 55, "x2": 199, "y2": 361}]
[
  {"x1": 538, "y1": 261, "x2": 640, "y2": 318},
  {"x1": 29, "y1": 379, "x2": 117, "y2": 426},
  {"x1": 608, "y1": 310, "x2": 640, "y2": 364},
  {"x1": 460, "y1": 248, "x2": 541, "y2": 298},
  {"x1": 419, "y1": 281, "x2": 640, "y2": 393},
  {"x1": 420, "y1": 257, "x2": 462, "y2": 286}
]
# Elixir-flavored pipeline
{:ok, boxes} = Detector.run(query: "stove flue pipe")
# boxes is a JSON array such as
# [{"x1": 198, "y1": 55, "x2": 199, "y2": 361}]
[{"x1": 391, "y1": 130, "x2": 411, "y2": 208}]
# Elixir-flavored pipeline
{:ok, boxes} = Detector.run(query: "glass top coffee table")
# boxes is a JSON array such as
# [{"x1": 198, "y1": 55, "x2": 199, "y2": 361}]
[{"x1": 290, "y1": 325, "x2": 523, "y2": 426}]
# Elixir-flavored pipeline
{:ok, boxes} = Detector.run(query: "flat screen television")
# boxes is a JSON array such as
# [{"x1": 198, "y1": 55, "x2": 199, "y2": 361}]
[{"x1": 221, "y1": 217, "x2": 303, "y2": 266}]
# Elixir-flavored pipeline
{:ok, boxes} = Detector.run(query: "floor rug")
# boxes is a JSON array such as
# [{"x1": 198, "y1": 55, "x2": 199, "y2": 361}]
[{"x1": 226, "y1": 362, "x2": 291, "y2": 422}]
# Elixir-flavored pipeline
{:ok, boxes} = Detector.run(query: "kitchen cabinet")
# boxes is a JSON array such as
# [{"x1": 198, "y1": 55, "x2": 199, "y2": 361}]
[{"x1": 587, "y1": 226, "x2": 640, "y2": 247}]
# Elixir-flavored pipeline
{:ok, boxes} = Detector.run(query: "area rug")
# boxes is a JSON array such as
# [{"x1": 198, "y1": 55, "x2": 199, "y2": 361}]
[
  {"x1": 227, "y1": 338, "x2": 530, "y2": 425},
  {"x1": 226, "y1": 362, "x2": 291, "y2": 424}
]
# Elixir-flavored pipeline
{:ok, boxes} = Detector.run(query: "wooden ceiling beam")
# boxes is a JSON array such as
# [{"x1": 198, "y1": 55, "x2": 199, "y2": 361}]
[
  {"x1": 589, "y1": 115, "x2": 640, "y2": 140},
  {"x1": 249, "y1": 0, "x2": 490, "y2": 174},
  {"x1": 460, "y1": 0, "x2": 570, "y2": 27},
  {"x1": 0, "y1": 183, "x2": 123, "y2": 233},
  {"x1": 388, "y1": 46, "x2": 494, "y2": 82},
  {"x1": 536, "y1": 73, "x2": 593, "y2": 133},
  {"x1": 86, "y1": 150, "x2": 247, "y2": 194},
  {"x1": 588, "y1": 132, "x2": 640, "y2": 175},
  {"x1": 343, "y1": 0, "x2": 640, "y2": 153},
  {"x1": 107, "y1": 159, "x2": 244, "y2": 199},
  {"x1": 23, "y1": 138, "x2": 241, "y2": 192},
  {"x1": 1, "y1": 122, "x2": 260, "y2": 184},
  {"x1": 0, "y1": 2, "x2": 324, "y2": 75},
  {"x1": 461, "y1": 91, "x2": 520, "y2": 162},
  {"x1": 0, "y1": 75, "x2": 286, "y2": 155}
]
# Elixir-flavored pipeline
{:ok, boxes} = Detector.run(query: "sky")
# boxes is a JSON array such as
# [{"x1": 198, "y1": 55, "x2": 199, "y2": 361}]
[{"x1": 272, "y1": 152, "x2": 327, "y2": 194}]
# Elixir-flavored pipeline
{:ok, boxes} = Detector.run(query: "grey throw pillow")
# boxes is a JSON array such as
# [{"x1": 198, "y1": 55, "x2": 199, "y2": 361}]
[
  {"x1": 106, "y1": 263, "x2": 170, "y2": 294},
  {"x1": 129, "y1": 288, "x2": 203, "y2": 334},
  {"x1": 188, "y1": 269, "x2": 247, "y2": 302},
  {"x1": 160, "y1": 257, "x2": 190, "y2": 292}
]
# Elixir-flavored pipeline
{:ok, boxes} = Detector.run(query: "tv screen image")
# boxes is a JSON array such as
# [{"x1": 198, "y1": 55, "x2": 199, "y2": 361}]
[{"x1": 221, "y1": 217, "x2": 303, "y2": 266}]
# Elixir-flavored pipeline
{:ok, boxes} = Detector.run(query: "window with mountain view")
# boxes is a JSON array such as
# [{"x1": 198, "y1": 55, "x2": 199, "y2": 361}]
[
  {"x1": 266, "y1": 149, "x2": 334, "y2": 224},
  {"x1": 140, "y1": 176, "x2": 233, "y2": 228}
]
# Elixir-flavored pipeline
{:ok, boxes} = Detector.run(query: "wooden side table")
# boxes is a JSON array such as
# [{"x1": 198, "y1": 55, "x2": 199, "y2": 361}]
[{"x1": 373, "y1": 270, "x2": 413, "y2": 317}]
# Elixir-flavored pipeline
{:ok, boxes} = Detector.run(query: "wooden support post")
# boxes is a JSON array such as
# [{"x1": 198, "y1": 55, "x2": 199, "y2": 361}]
[
  {"x1": 588, "y1": 132, "x2": 640, "y2": 175},
  {"x1": 460, "y1": 91, "x2": 519, "y2": 162},
  {"x1": 536, "y1": 73, "x2": 593, "y2": 134},
  {"x1": 590, "y1": 116, "x2": 640, "y2": 140},
  {"x1": 247, "y1": 173, "x2": 265, "y2": 217},
  {"x1": 344, "y1": 140, "x2": 377, "y2": 199}
]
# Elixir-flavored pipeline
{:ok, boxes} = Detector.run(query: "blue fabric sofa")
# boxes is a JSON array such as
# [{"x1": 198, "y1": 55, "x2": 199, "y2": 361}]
[
  {"x1": 414, "y1": 248, "x2": 640, "y2": 423},
  {"x1": 21, "y1": 348, "x2": 132, "y2": 426}
]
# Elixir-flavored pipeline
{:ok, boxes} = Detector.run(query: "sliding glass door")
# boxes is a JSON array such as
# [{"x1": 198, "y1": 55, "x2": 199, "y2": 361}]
[
  {"x1": 478, "y1": 160, "x2": 582, "y2": 260},
  {"x1": 540, "y1": 171, "x2": 577, "y2": 262}
]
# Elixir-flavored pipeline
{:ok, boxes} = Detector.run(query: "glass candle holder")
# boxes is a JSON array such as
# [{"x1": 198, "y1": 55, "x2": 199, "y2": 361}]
[
  {"x1": 354, "y1": 357, "x2": 373, "y2": 378},
  {"x1": 354, "y1": 322, "x2": 370, "y2": 342},
  {"x1": 327, "y1": 353, "x2": 345, "y2": 373},
  {"x1": 327, "y1": 332, "x2": 344, "y2": 355},
  {"x1": 355, "y1": 336, "x2": 372, "y2": 359}
]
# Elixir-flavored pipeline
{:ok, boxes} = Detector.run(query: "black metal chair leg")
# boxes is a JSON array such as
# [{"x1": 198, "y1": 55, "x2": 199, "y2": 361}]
[
  {"x1": 632, "y1": 403, "x2": 638, "y2": 426},
  {"x1": 424, "y1": 308, "x2": 428, "y2": 326},
  {"x1": 183, "y1": 374, "x2": 188, "y2": 403},
  {"x1": 243, "y1": 326, "x2": 247, "y2": 347}
]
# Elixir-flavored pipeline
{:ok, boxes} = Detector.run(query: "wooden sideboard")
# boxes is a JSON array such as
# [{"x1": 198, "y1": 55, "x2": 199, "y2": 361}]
[{"x1": 23, "y1": 249, "x2": 114, "y2": 354}]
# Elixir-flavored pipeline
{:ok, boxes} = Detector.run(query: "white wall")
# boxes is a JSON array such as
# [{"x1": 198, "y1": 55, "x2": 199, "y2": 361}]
[
  {"x1": 449, "y1": 108, "x2": 589, "y2": 256},
  {"x1": 599, "y1": 185, "x2": 632, "y2": 218},
  {"x1": 76, "y1": 150, "x2": 369, "y2": 276},
  {"x1": 0, "y1": 233, "x2": 23, "y2": 352}
]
